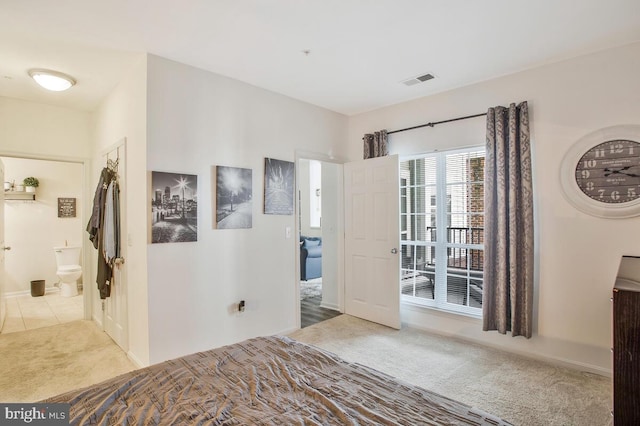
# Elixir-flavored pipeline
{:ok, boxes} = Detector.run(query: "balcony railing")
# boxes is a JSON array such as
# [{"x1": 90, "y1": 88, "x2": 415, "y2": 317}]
[
  {"x1": 401, "y1": 226, "x2": 484, "y2": 307},
  {"x1": 422, "y1": 227, "x2": 484, "y2": 272},
  {"x1": 425, "y1": 226, "x2": 484, "y2": 244}
]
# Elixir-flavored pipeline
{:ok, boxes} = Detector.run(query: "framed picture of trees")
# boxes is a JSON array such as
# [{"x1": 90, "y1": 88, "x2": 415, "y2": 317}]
[
  {"x1": 264, "y1": 158, "x2": 294, "y2": 215},
  {"x1": 214, "y1": 165, "x2": 253, "y2": 229}
]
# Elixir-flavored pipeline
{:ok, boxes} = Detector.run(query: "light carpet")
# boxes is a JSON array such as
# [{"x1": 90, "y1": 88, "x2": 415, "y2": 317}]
[
  {"x1": 289, "y1": 315, "x2": 613, "y2": 426},
  {"x1": 0, "y1": 320, "x2": 136, "y2": 402},
  {"x1": 1, "y1": 316, "x2": 612, "y2": 425}
]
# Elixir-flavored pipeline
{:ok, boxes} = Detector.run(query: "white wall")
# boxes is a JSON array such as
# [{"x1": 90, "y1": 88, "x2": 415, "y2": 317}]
[
  {"x1": 2, "y1": 157, "x2": 83, "y2": 294},
  {"x1": 298, "y1": 159, "x2": 321, "y2": 238},
  {"x1": 0, "y1": 97, "x2": 90, "y2": 298},
  {"x1": 320, "y1": 162, "x2": 342, "y2": 311},
  {"x1": 309, "y1": 160, "x2": 322, "y2": 229},
  {"x1": 0, "y1": 97, "x2": 91, "y2": 159},
  {"x1": 92, "y1": 54, "x2": 149, "y2": 366},
  {"x1": 146, "y1": 55, "x2": 348, "y2": 364},
  {"x1": 348, "y1": 42, "x2": 640, "y2": 375}
]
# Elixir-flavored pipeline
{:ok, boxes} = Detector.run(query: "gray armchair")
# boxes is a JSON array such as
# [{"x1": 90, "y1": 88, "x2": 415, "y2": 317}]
[{"x1": 300, "y1": 237, "x2": 322, "y2": 280}]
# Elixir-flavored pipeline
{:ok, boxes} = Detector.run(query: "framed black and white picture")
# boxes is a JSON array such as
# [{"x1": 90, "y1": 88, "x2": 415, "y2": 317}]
[
  {"x1": 150, "y1": 171, "x2": 198, "y2": 243},
  {"x1": 264, "y1": 158, "x2": 294, "y2": 215},
  {"x1": 215, "y1": 166, "x2": 252, "y2": 229}
]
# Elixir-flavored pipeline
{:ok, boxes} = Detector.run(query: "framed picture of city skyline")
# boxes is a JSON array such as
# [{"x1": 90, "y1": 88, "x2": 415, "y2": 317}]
[
  {"x1": 214, "y1": 165, "x2": 253, "y2": 229},
  {"x1": 150, "y1": 171, "x2": 198, "y2": 243},
  {"x1": 264, "y1": 158, "x2": 294, "y2": 215}
]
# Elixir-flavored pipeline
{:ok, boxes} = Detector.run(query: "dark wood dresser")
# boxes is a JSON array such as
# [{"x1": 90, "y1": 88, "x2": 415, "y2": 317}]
[{"x1": 613, "y1": 255, "x2": 640, "y2": 424}]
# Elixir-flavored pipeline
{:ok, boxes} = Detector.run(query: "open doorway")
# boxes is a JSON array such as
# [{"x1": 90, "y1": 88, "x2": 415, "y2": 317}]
[
  {"x1": 297, "y1": 157, "x2": 342, "y2": 328},
  {"x1": 1, "y1": 156, "x2": 86, "y2": 334}
]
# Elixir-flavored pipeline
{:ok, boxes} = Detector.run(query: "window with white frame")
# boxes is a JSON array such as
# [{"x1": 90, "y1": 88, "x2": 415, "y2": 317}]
[
  {"x1": 400, "y1": 147, "x2": 485, "y2": 316},
  {"x1": 309, "y1": 160, "x2": 322, "y2": 228}
]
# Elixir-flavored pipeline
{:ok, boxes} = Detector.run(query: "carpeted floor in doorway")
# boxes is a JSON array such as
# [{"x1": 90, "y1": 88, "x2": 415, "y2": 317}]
[{"x1": 0, "y1": 320, "x2": 137, "y2": 402}]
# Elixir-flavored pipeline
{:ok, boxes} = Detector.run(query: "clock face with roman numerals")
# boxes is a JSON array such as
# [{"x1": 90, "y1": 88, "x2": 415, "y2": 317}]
[{"x1": 575, "y1": 139, "x2": 640, "y2": 204}]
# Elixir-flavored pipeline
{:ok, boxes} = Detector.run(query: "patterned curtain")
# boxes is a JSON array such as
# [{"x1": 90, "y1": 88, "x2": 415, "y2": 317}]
[
  {"x1": 483, "y1": 101, "x2": 534, "y2": 338},
  {"x1": 363, "y1": 130, "x2": 388, "y2": 159}
]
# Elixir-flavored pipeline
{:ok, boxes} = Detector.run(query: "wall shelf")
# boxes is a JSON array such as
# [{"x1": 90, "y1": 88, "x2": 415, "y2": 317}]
[{"x1": 4, "y1": 191, "x2": 35, "y2": 201}]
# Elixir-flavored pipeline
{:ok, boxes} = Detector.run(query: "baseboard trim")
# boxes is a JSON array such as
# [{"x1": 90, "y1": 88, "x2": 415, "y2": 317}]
[
  {"x1": 92, "y1": 313, "x2": 103, "y2": 329},
  {"x1": 6, "y1": 287, "x2": 60, "y2": 298},
  {"x1": 403, "y1": 317, "x2": 612, "y2": 378},
  {"x1": 127, "y1": 351, "x2": 146, "y2": 369},
  {"x1": 319, "y1": 300, "x2": 340, "y2": 311},
  {"x1": 273, "y1": 326, "x2": 299, "y2": 336}
]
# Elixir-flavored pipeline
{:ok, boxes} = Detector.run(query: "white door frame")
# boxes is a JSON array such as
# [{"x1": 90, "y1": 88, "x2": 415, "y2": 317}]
[
  {"x1": 294, "y1": 150, "x2": 346, "y2": 329},
  {"x1": 0, "y1": 159, "x2": 5, "y2": 331},
  {"x1": 0, "y1": 150, "x2": 93, "y2": 321}
]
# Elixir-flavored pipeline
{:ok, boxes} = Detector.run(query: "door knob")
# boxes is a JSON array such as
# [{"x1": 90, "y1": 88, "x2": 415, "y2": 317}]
[
  {"x1": 2, "y1": 246, "x2": 10, "y2": 251},
  {"x1": 391, "y1": 248, "x2": 398, "y2": 254}
]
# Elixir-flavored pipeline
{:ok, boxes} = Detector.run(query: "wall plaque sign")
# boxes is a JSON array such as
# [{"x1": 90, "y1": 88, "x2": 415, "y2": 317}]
[{"x1": 58, "y1": 197, "x2": 77, "y2": 218}]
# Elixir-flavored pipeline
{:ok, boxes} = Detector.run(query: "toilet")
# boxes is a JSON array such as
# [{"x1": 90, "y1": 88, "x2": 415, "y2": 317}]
[{"x1": 53, "y1": 246, "x2": 82, "y2": 297}]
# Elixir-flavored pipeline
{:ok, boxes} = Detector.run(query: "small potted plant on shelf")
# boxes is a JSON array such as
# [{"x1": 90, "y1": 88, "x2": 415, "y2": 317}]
[{"x1": 23, "y1": 177, "x2": 39, "y2": 193}]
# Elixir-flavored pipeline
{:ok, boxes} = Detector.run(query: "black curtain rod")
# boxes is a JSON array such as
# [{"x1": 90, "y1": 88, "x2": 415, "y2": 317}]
[{"x1": 386, "y1": 112, "x2": 487, "y2": 135}]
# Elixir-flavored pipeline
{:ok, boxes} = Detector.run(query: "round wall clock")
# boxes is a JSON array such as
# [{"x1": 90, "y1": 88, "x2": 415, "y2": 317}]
[{"x1": 560, "y1": 125, "x2": 640, "y2": 218}]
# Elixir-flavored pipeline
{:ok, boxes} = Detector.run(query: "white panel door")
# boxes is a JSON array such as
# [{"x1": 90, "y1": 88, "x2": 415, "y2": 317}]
[
  {"x1": 103, "y1": 140, "x2": 128, "y2": 351},
  {"x1": 0, "y1": 160, "x2": 5, "y2": 331},
  {"x1": 344, "y1": 155, "x2": 400, "y2": 329}
]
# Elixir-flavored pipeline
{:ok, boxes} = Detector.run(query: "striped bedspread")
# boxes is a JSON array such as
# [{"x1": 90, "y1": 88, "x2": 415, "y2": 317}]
[{"x1": 45, "y1": 336, "x2": 511, "y2": 425}]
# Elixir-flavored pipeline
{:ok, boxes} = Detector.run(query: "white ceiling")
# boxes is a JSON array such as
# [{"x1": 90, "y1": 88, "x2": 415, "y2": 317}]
[{"x1": 1, "y1": 0, "x2": 639, "y2": 116}]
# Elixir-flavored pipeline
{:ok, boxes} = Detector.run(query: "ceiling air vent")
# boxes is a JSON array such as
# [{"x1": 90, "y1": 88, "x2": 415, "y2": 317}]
[{"x1": 401, "y1": 73, "x2": 435, "y2": 87}]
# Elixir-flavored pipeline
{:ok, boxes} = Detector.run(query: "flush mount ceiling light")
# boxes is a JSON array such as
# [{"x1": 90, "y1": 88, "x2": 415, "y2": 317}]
[{"x1": 28, "y1": 69, "x2": 76, "y2": 91}]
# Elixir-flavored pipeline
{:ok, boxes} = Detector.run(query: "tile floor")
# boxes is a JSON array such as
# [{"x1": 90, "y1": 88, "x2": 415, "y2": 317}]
[{"x1": 1, "y1": 291, "x2": 84, "y2": 334}]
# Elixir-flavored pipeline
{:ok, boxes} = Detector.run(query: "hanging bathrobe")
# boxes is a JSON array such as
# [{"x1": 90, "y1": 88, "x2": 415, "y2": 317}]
[
  {"x1": 101, "y1": 179, "x2": 121, "y2": 299},
  {"x1": 103, "y1": 179, "x2": 119, "y2": 263},
  {"x1": 87, "y1": 167, "x2": 114, "y2": 249}
]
